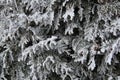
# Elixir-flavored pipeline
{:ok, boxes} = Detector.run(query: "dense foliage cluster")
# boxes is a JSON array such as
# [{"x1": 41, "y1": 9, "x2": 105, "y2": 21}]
[{"x1": 0, "y1": 0, "x2": 120, "y2": 80}]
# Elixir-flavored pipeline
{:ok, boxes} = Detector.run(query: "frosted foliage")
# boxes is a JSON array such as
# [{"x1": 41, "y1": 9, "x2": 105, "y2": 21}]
[
  {"x1": 88, "y1": 56, "x2": 96, "y2": 70},
  {"x1": 0, "y1": 0, "x2": 120, "y2": 80},
  {"x1": 63, "y1": 5, "x2": 74, "y2": 21},
  {"x1": 105, "y1": 38, "x2": 120, "y2": 65},
  {"x1": 65, "y1": 23, "x2": 77, "y2": 35}
]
